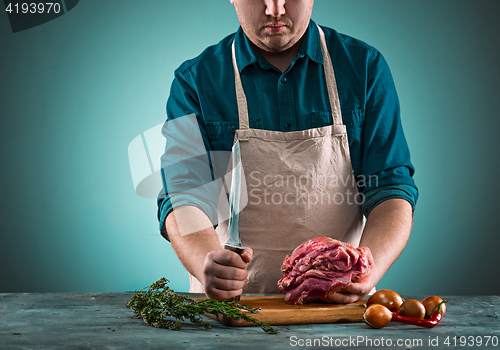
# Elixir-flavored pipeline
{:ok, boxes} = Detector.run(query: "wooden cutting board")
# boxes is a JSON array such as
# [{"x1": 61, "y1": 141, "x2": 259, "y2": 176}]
[{"x1": 206, "y1": 295, "x2": 367, "y2": 326}]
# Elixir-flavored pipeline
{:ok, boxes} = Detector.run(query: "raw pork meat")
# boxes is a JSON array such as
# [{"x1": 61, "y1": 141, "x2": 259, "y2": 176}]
[{"x1": 277, "y1": 237, "x2": 373, "y2": 304}]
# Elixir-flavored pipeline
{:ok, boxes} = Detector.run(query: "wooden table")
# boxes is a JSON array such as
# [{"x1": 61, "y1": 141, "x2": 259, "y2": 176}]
[{"x1": 1, "y1": 293, "x2": 499, "y2": 349}]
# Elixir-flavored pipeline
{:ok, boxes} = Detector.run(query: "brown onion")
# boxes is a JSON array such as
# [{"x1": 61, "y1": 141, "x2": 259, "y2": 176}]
[
  {"x1": 367, "y1": 289, "x2": 403, "y2": 312},
  {"x1": 422, "y1": 295, "x2": 446, "y2": 318},
  {"x1": 398, "y1": 299, "x2": 426, "y2": 319},
  {"x1": 363, "y1": 304, "x2": 393, "y2": 329}
]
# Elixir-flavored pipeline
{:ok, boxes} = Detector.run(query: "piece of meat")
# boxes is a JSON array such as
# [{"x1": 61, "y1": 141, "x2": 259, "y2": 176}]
[{"x1": 277, "y1": 237, "x2": 373, "y2": 304}]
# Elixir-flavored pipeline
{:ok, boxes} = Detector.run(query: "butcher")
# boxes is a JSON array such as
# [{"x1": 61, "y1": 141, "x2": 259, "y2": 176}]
[{"x1": 157, "y1": 0, "x2": 418, "y2": 304}]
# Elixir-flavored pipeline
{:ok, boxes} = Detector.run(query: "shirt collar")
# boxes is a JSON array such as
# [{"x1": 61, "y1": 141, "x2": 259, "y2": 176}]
[
  {"x1": 233, "y1": 19, "x2": 323, "y2": 73},
  {"x1": 297, "y1": 20, "x2": 323, "y2": 65}
]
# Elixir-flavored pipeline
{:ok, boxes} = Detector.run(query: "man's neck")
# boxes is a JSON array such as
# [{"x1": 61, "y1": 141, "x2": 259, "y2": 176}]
[{"x1": 256, "y1": 38, "x2": 304, "y2": 73}]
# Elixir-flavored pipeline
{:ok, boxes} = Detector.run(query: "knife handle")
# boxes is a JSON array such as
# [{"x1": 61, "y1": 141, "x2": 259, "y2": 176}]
[
  {"x1": 224, "y1": 244, "x2": 244, "y2": 255},
  {"x1": 224, "y1": 244, "x2": 245, "y2": 301}
]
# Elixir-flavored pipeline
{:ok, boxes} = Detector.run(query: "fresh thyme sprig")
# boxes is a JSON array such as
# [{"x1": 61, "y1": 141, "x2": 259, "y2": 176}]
[{"x1": 126, "y1": 277, "x2": 279, "y2": 334}]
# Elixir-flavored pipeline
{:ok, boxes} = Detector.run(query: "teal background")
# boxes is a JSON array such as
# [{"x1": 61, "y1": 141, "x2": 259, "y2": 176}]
[{"x1": 1, "y1": 0, "x2": 499, "y2": 295}]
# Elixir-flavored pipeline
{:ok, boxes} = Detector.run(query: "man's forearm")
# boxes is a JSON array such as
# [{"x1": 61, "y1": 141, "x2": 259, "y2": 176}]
[
  {"x1": 165, "y1": 205, "x2": 252, "y2": 299},
  {"x1": 360, "y1": 198, "x2": 413, "y2": 284},
  {"x1": 165, "y1": 206, "x2": 222, "y2": 284}
]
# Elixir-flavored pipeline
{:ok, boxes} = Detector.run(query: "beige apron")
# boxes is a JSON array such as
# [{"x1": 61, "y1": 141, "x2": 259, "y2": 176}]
[{"x1": 189, "y1": 25, "x2": 365, "y2": 293}]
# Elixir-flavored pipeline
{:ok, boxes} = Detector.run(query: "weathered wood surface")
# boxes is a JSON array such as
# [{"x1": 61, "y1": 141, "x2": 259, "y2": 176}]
[{"x1": 1, "y1": 293, "x2": 499, "y2": 349}]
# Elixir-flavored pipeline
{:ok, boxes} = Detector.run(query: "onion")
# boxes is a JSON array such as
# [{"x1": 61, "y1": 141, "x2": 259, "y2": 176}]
[
  {"x1": 367, "y1": 289, "x2": 403, "y2": 312},
  {"x1": 398, "y1": 299, "x2": 426, "y2": 319},
  {"x1": 422, "y1": 295, "x2": 446, "y2": 318},
  {"x1": 362, "y1": 304, "x2": 392, "y2": 329}
]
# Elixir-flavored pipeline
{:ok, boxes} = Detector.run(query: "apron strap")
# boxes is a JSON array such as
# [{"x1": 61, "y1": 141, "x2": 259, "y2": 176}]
[
  {"x1": 316, "y1": 24, "x2": 343, "y2": 125},
  {"x1": 231, "y1": 25, "x2": 343, "y2": 129},
  {"x1": 231, "y1": 40, "x2": 250, "y2": 130}
]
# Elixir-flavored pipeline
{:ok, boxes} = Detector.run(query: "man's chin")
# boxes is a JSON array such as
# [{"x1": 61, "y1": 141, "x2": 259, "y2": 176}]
[{"x1": 259, "y1": 37, "x2": 295, "y2": 53}]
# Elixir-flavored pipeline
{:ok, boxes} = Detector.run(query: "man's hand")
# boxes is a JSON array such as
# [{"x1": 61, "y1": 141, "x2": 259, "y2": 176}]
[
  {"x1": 323, "y1": 260, "x2": 380, "y2": 304},
  {"x1": 167, "y1": 206, "x2": 252, "y2": 298},
  {"x1": 324, "y1": 198, "x2": 413, "y2": 304},
  {"x1": 202, "y1": 247, "x2": 253, "y2": 300}
]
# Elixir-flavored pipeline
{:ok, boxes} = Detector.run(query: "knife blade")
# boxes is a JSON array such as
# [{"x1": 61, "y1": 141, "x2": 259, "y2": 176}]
[
  {"x1": 225, "y1": 140, "x2": 246, "y2": 254},
  {"x1": 224, "y1": 141, "x2": 246, "y2": 301}
]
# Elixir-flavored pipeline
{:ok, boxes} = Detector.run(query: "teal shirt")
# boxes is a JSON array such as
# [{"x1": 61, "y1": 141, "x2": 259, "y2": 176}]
[{"x1": 158, "y1": 20, "x2": 418, "y2": 235}]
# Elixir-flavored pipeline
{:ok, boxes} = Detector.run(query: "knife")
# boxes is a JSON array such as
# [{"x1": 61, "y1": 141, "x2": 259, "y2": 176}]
[
  {"x1": 224, "y1": 140, "x2": 246, "y2": 300},
  {"x1": 225, "y1": 140, "x2": 246, "y2": 253}
]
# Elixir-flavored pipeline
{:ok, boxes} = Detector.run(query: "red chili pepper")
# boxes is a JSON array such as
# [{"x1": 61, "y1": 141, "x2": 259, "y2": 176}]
[{"x1": 392, "y1": 300, "x2": 447, "y2": 328}]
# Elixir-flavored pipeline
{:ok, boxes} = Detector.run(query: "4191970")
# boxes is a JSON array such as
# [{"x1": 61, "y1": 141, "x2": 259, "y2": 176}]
[{"x1": 5, "y1": 3, "x2": 61, "y2": 14}]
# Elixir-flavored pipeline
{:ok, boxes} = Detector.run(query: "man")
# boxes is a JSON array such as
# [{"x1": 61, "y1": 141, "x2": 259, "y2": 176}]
[{"x1": 158, "y1": 0, "x2": 417, "y2": 304}]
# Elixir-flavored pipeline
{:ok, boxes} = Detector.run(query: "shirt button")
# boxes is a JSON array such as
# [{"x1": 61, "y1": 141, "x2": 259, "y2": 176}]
[
  {"x1": 284, "y1": 122, "x2": 291, "y2": 131},
  {"x1": 281, "y1": 76, "x2": 287, "y2": 84}
]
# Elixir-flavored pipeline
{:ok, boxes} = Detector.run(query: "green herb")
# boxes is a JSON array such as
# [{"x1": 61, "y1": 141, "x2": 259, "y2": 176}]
[{"x1": 126, "y1": 277, "x2": 279, "y2": 334}]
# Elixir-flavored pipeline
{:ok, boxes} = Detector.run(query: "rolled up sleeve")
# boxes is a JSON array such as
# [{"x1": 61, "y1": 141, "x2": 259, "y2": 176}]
[
  {"x1": 157, "y1": 68, "x2": 220, "y2": 239},
  {"x1": 359, "y1": 50, "x2": 418, "y2": 216}
]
